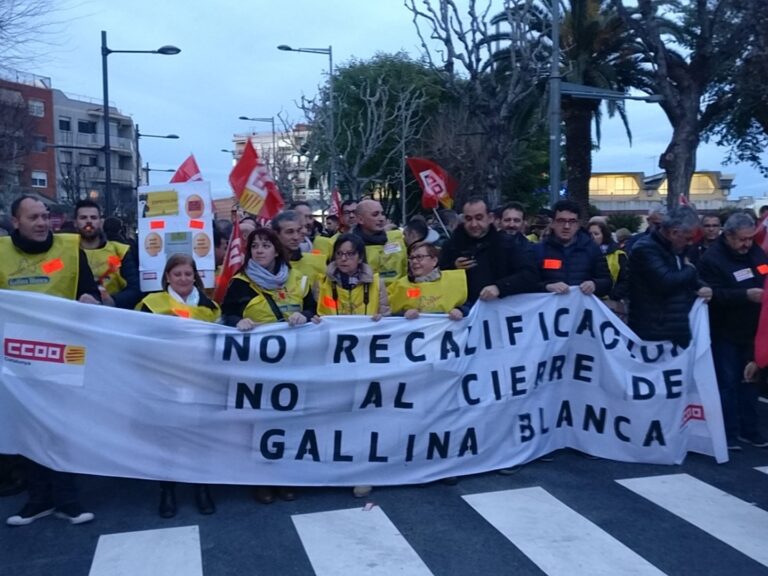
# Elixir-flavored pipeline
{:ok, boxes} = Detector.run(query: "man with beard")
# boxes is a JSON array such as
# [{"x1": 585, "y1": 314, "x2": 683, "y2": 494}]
[
  {"x1": 1, "y1": 195, "x2": 100, "y2": 526},
  {"x1": 74, "y1": 200, "x2": 141, "y2": 309}
]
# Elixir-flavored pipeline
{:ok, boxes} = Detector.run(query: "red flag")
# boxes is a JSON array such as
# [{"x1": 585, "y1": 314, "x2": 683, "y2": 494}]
[
  {"x1": 329, "y1": 187, "x2": 342, "y2": 217},
  {"x1": 754, "y1": 213, "x2": 768, "y2": 255},
  {"x1": 213, "y1": 218, "x2": 244, "y2": 303},
  {"x1": 406, "y1": 157, "x2": 457, "y2": 210},
  {"x1": 229, "y1": 139, "x2": 284, "y2": 218},
  {"x1": 170, "y1": 154, "x2": 203, "y2": 183},
  {"x1": 756, "y1": 277, "x2": 768, "y2": 368}
]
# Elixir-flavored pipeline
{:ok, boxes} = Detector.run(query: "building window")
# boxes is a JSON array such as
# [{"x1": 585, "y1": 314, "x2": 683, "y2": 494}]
[
  {"x1": 28, "y1": 99, "x2": 45, "y2": 117},
  {"x1": 32, "y1": 135, "x2": 48, "y2": 152},
  {"x1": 59, "y1": 116, "x2": 71, "y2": 131},
  {"x1": 78, "y1": 120, "x2": 97, "y2": 134},
  {"x1": 31, "y1": 170, "x2": 48, "y2": 188},
  {"x1": 79, "y1": 154, "x2": 98, "y2": 167}
]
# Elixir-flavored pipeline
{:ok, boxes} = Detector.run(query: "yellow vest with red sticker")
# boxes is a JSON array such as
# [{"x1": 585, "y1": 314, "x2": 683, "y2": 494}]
[
  {"x1": 138, "y1": 291, "x2": 221, "y2": 322},
  {"x1": 235, "y1": 270, "x2": 310, "y2": 324},
  {"x1": 0, "y1": 234, "x2": 80, "y2": 299},
  {"x1": 84, "y1": 240, "x2": 129, "y2": 295},
  {"x1": 312, "y1": 235, "x2": 335, "y2": 260},
  {"x1": 388, "y1": 269, "x2": 467, "y2": 314},
  {"x1": 316, "y1": 274, "x2": 381, "y2": 316},
  {"x1": 365, "y1": 230, "x2": 406, "y2": 285}
]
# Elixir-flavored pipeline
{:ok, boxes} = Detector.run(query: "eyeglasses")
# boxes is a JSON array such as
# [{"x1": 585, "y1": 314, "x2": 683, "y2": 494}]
[
  {"x1": 408, "y1": 254, "x2": 433, "y2": 262},
  {"x1": 335, "y1": 251, "x2": 358, "y2": 260},
  {"x1": 554, "y1": 218, "x2": 578, "y2": 226}
]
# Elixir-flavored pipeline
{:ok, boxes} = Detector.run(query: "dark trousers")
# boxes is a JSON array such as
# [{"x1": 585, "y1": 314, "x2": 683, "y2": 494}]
[
  {"x1": 25, "y1": 459, "x2": 78, "y2": 506},
  {"x1": 711, "y1": 338, "x2": 759, "y2": 441}
]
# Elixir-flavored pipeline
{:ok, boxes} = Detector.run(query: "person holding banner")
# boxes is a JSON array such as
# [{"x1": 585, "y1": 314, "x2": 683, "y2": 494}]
[
  {"x1": 314, "y1": 233, "x2": 390, "y2": 498},
  {"x1": 1, "y1": 195, "x2": 100, "y2": 527},
  {"x1": 136, "y1": 254, "x2": 219, "y2": 517},
  {"x1": 221, "y1": 228, "x2": 316, "y2": 505},
  {"x1": 74, "y1": 199, "x2": 142, "y2": 309},
  {"x1": 389, "y1": 241, "x2": 467, "y2": 320}
]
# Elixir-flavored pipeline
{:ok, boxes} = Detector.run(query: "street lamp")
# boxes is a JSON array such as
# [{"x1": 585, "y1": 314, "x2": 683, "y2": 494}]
[
  {"x1": 134, "y1": 124, "x2": 179, "y2": 187},
  {"x1": 102, "y1": 30, "x2": 180, "y2": 215},
  {"x1": 143, "y1": 164, "x2": 176, "y2": 185},
  {"x1": 238, "y1": 116, "x2": 277, "y2": 172},
  {"x1": 277, "y1": 44, "x2": 335, "y2": 193}
]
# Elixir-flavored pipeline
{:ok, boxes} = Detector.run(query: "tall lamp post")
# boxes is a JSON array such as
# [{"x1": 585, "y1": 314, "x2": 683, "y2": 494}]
[
  {"x1": 134, "y1": 124, "x2": 179, "y2": 187},
  {"x1": 143, "y1": 164, "x2": 176, "y2": 185},
  {"x1": 238, "y1": 116, "x2": 276, "y2": 172},
  {"x1": 102, "y1": 30, "x2": 180, "y2": 215},
  {"x1": 277, "y1": 44, "x2": 334, "y2": 194}
]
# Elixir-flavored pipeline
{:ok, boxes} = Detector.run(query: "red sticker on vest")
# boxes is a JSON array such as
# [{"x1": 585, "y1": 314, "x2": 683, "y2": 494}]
[
  {"x1": 189, "y1": 220, "x2": 204, "y2": 229},
  {"x1": 758, "y1": 264, "x2": 768, "y2": 275},
  {"x1": 40, "y1": 258, "x2": 64, "y2": 275},
  {"x1": 322, "y1": 296, "x2": 337, "y2": 309},
  {"x1": 172, "y1": 308, "x2": 190, "y2": 318},
  {"x1": 406, "y1": 287, "x2": 421, "y2": 299},
  {"x1": 311, "y1": 249, "x2": 322, "y2": 255},
  {"x1": 543, "y1": 259, "x2": 562, "y2": 270},
  {"x1": 107, "y1": 255, "x2": 122, "y2": 267},
  {"x1": 150, "y1": 220, "x2": 165, "y2": 230}
]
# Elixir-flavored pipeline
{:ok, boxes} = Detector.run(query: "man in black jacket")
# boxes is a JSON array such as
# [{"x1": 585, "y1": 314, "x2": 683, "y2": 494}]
[
  {"x1": 628, "y1": 206, "x2": 712, "y2": 347},
  {"x1": 440, "y1": 197, "x2": 538, "y2": 305},
  {"x1": 532, "y1": 200, "x2": 612, "y2": 298},
  {"x1": 698, "y1": 212, "x2": 768, "y2": 449}
]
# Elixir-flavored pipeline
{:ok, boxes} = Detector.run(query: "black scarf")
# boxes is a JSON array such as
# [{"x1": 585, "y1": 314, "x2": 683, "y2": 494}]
[
  {"x1": 11, "y1": 230, "x2": 53, "y2": 254},
  {"x1": 353, "y1": 226, "x2": 387, "y2": 245}
]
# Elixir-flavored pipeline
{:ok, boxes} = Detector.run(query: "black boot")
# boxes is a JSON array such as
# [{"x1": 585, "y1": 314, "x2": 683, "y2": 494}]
[
  {"x1": 194, "y1": 485, "x2": 215, "y2": 515},
  {"x1": 158, "y1": 485, "x2": 177, "y2": 518}
]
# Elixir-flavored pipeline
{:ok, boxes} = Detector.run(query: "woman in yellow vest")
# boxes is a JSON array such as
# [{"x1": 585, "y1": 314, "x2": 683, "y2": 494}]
[
  {"x1": 136, "y1": 253, "x2": 220, "y2": 518},
  {"x1": 313, "y1": 233, "x2": 390, "y2": 321},
  {"x1": 588, "y1": 220, "x2": 629, "y2": 318},
  {"x1": 221, "y1": 227, "x2": 316, "y2": 505},
  {"x1": 389, "y1": 241, "x2": 468, "y2": 320},
  {"x1": 313, "y1": 233, "x2": 389, "y2": 499}
]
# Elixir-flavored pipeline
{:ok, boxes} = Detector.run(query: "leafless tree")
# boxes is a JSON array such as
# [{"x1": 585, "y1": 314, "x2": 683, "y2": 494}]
[
  {"x1": 0, "y1": 85, "x2": 33, "y2": 196},
  {"x1": 405, "y1": 0, "x2": 550, "y2": 207},
  {"x1": 0, "y1": 0, "x2": 67, "y2": 72}
]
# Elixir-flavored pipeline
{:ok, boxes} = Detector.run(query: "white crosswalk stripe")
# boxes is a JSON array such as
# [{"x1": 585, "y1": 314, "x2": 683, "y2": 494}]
[
  {"x1": 617, "y1": 473, "x2": 768, "y2": 568},
  {"x1": 754, "y1": 465, "x2": 768, "y2": 475},
  {"x1": 463, "y1": 487, "x2": 666, "y2": 576},
  {"x1": 292, "y1": 506, "x2": 435, "y2": 576},
  {"x1": 88, "y1": 525, "x2": 203, "y2": 576}
]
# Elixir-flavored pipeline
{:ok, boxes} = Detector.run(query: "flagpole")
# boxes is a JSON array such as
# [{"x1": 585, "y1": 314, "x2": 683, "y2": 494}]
[{"x1": 432, "y1": 207, "x2": 449, "y2": 237}]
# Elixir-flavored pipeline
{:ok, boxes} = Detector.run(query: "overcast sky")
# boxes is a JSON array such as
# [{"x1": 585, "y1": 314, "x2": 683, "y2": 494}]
[{"x1": 34, "y1": 0, "x2": 768, "y2": 201}]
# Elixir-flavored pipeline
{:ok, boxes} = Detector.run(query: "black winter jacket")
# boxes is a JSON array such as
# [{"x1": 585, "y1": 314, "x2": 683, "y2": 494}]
[
  {"x1": 439, "y1": 225, "x2": 538, "y2": 304},
  {"x1": 628, "y1": 229, "x2": 704, "y2": 347},
  {"x1": 697, "y1": 236, "x2": 768, "y2": 346},
  {"x1": 532, "y1": 230, "x2": 612, "y2": 297}
]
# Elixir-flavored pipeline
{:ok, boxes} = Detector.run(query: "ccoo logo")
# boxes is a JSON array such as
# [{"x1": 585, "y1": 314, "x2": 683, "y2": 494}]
[{"x1": 4, "y1": 338, "x2": 86, "y2": 365}]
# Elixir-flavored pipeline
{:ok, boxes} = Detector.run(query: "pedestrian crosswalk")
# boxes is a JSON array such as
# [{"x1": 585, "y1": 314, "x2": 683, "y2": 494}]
[{"x1": 85, "y1": 471, "x2": 768, "y2": 576}]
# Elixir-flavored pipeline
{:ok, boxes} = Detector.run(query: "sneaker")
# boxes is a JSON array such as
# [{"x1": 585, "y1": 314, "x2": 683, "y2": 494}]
[
  {"x1": 737, "y1": 434, "x2": 768, "y2": 448},
  {"x1": 727, "y1": 443, "x2": 743, "y2": 452},
  {"x1": 54, "y1": 503, "x2": 94, "y2": 525},
  {"x1": 497, "y1": 466, "x2": 522, "y2": 475},
  {"x1": 6, "y1": 502, "x2": 55, "y2": 526},
  {"x1": 352, "y1": 485, "x2": 372, "y2": 498}
]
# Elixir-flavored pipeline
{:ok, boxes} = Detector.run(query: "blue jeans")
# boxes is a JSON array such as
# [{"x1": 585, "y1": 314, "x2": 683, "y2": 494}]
[{"x1": 711, "y1": 339, "x2": 759, "y2": 441}]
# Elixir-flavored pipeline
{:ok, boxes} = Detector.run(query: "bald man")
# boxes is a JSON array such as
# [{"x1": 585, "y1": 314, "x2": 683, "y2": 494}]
[{"x1": 352, "y1": 199, "x2": 406, "y2": 284}]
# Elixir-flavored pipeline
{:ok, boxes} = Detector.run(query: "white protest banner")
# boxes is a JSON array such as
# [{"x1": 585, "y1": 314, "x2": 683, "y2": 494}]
[
  {"x1": 137, "y1": 181, "x2": 215, "y2": 292},
  {"x1": 0, "y1": 289, "x2": 727, "y2": 486}
]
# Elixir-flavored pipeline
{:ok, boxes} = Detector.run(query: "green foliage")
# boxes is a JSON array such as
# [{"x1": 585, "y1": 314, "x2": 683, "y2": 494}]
[{"x1": 607, "y1": 212, "x2": 641, "y2": 233}]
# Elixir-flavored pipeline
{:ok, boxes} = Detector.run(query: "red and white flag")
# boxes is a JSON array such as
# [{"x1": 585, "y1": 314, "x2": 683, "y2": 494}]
[
  {"x1": 229, "y1": 139, "x2": 284, "y2": 218},
  {"x1": 170, "y1": 154, "x2": 203, "y2": 183},
  {"x1": 328, "y1": 187, "x2": 342, "y2": 217},
  {"x1": 406, "y1": 157, "x2": 457, "y2": 210},
  {"x1": 213, "y1": 218, "x2": 244, "y2": 304}
]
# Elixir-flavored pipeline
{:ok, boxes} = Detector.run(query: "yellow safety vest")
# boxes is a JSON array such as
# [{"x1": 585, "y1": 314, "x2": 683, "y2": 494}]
[
  {"x1": 606, "y1": 250, "x2": 625, "y2": 284},
  {"x1": 138, "y1": 291, "x2": 221, "y2": 322},
  {"x1": 388, "y1": 269, "x2": 467, "y2": 314},
  {"x1": 0, "y1": 233, "x2": 80, "y2": 300},
  {"x1": 234, "y1": 270, "x2": 310, "y2": 324},
  {"x1": 316, "y1": 274, "x2": 381, "y2": 316},
  {"x1": 365, "y1": 230, "x2": 406, "y2": 284},
  {"x1": 292, "y1": 252, "x2": 327, "y2": 284},
  {"x1": 312, "y1": 235, "x2": 335, "y2": 260},
  {"x1": 83, "y1": 240, "x2": 129, "y2": 295}
]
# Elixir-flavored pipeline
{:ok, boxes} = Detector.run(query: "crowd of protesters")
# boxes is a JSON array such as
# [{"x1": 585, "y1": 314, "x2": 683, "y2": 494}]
[{"x1": 1, "y1": 192, "x2": 766, "y2": 526}]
